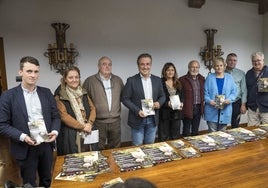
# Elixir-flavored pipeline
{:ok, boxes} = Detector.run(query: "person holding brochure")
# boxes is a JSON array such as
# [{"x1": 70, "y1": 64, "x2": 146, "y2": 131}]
[
  {"x1": 83, "y1": 56, "x2": 124, "y2": 150},
  {"x1": 204, "y1": 57, "x2": 237, "y2": 132},
  {"x1": 122, "y1": 53, "x2": 165, "y2": 146},
  {"x1": 158, "y1": 62, "x2": 184, "y2": 141},
  {"x1": 0, "y1": 56, "x2": 61, "y2": 187},
  {"x1": 246, "y1": 51, "x2": 268, "y2": 125},
  {"x1": 54, "y1": 66, "x2": 97, "y2": 155}
]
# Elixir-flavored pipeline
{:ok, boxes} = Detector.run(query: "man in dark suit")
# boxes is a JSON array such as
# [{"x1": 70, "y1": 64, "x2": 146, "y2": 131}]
[
  {"x1": 0, "y1": 56, "x2": 61, "y2": 187},
  {"x1": 122, "y1": 53, "x2": 165, "y2": 146}
]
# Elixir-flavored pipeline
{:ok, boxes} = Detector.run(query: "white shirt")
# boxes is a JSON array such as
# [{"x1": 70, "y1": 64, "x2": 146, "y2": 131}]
[
  {"x1": 22, "y1": 86, "x2": 43, "y2": 122},
  {"x1": 140, "y1": 74, "x2": 153, "y2": 99},
  {"x1": 19, "y1": 86, "x2": 58, "y2": 142},
  {"x1": 100, "y1": 73, "x2": 112, "y2": 111}
]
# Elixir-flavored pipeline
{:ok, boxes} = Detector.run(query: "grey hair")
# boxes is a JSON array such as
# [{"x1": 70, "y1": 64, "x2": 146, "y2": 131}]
[
  {"x1": 98, "y1": 56, "x2": 112, "y2": 66},
  {"x1": 251, "y1": 51, "x2": 264, "y2": 60}
]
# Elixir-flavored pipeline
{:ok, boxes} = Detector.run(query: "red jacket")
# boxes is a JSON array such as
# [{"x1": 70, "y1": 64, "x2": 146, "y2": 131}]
[{"x1": 179, "y1": 73, "x2": 205, "y2": 119}]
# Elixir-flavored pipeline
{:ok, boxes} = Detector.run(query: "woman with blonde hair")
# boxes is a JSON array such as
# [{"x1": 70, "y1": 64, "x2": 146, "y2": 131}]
[{"x1": 204, "y1": 57, "x2": 237, "y2": 132}]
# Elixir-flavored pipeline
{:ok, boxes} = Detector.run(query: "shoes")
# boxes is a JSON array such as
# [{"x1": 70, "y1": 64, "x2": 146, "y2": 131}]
[
  {"x1": 4, "y1": 181, "x2": 34, "y2": 188},
  {"x1": 23, "y1": 183, "x2": 34, "y2": 188},
  {"x1": 4, "y1": 180, "x2": 19, "y2": 188}
]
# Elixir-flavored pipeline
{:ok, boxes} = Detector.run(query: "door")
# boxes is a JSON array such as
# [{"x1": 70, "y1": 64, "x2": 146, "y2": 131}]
[{"x1": 0, "y1": 37, "x2": 8, "y2": 95}]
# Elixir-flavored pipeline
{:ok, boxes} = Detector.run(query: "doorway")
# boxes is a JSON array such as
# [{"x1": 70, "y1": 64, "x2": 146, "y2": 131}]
[{"x1": 0, "y1": 37, "x2": 8, "y2": 95}]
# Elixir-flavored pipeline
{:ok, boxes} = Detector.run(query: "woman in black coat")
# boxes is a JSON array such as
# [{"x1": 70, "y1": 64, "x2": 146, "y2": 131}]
[{"x1": 158, "y1": 62, "x2": 184, "y2": 141}]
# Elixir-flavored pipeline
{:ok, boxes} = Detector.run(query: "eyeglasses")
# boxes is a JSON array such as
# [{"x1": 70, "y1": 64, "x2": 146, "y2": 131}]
[{"x1": 252, "y1": 59, "x2": 262, "y2": 63}]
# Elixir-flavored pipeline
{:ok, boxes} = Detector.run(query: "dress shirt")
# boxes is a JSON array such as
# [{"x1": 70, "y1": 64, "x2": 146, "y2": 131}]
[
  {"x1": 225, "y1": 68, "x2": 247, "y2": 103},
  {"x1": 140, "y1": 74, "x2": 153, "y2": 99},
  {"x1": 189, "y1": 76, "x2": 201, "y2": 104},
  {"x1": 100, "y1": 73, "x2": 112, "y2": 111}
]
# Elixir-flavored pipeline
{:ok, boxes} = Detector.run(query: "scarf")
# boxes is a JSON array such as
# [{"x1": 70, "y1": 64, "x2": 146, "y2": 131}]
[{"x1": 66, "y1": 85, "x2": 85, "y2": 152}]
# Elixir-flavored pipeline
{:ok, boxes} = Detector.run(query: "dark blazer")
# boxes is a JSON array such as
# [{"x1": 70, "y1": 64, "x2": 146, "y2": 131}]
[
  {"x1": 0, "y1": 85, "x2": 61, "y2": 160},
  {"x1": 246, "y1": 65, "x2": 268, "y2": 112},
  {"x1": 122, "y1": 74, "x2": 166, "y2": 129}
]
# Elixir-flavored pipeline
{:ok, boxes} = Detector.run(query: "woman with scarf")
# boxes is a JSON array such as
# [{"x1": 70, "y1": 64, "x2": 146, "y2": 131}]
[{"x1": 54, "y1": 66, "x2": 96, "y2": 155}]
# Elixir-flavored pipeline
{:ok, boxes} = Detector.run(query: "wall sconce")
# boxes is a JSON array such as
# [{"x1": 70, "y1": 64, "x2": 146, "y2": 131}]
[
  {"x1": 44, "y1": 23, "x2": 78, "y2": 74},
  {"x1": 199, "y1": 29, "x2": 224, "y2": 73}
]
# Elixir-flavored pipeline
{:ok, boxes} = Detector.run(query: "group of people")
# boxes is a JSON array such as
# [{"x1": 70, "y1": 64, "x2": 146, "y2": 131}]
[{"x1": 0, "y1": 51, "x2": 267, "y2": 187}]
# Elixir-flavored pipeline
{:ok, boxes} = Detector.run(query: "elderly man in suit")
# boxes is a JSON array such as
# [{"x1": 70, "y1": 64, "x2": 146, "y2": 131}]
[
  {"x1": 0, "y1": 56, "x2": 61, "y2": 187},
  {"x1": 122, "y1": 53, "x2": 165, "y2": 146}
]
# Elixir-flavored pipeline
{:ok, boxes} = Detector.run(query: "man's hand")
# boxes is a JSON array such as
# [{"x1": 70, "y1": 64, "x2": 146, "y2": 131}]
[
  {"x1": 46, "y1": 132, "x2": 57, "y2": 143},
  {"x1": 153, "y1": 102, "x2": 160, "y2": 109},
  {"x1": 24, "y1": 135, "x2": 39, "y2": 146},
  {"x1": 138, "y1": 110, "x2": 146, "y2": 118},
  {"x1": 240, "y1": 104, "x2": 247, "y2": 114}
]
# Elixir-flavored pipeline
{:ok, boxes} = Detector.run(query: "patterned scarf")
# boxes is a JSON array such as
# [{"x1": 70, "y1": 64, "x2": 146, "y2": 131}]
[
  {"x1": 66, "y1": 85, "x2": 85, "y2": 125},
  {"x1": 66, "y1": 86, "x2": 86, "y2": 152}
]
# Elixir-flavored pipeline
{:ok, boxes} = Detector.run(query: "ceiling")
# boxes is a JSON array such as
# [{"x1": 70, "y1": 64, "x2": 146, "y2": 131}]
[{"x1": 188, "y1": 0, "x2": 268, "y2": 15}]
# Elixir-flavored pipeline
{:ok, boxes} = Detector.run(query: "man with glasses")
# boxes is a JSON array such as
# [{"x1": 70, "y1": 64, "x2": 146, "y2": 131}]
[{"x1": 246, "y1": 51, "x2": 268, "y2": 125}]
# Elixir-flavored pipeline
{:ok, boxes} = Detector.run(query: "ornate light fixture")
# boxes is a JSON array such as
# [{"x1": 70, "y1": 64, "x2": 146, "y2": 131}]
[
  {"x1": 199, "y1": 29, "x2": 224, "y2": 73},
  {"x1": 44, "y1": 23, "x2": 78, "y2": 74}
]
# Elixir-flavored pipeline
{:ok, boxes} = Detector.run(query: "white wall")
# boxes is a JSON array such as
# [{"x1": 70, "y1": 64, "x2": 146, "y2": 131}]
[
  {"x1": 264, "y1": 12, "x2": 268, "y2": 56},
  {"x1": 0, "y1": 0, "x2": 265, "y2": 142}
]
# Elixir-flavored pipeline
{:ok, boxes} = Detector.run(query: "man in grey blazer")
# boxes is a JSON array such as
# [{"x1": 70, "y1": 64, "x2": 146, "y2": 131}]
[
  {"x1": 122, "y1": 53, "x2": 165, "y2": 146},
  {"x1": 0, "y1": 56, "x2": 61, "y2": 187}
]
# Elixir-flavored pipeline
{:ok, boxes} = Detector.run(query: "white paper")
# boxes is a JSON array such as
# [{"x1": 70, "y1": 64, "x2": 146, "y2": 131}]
[
  {"x1": 83, "y1": 130, "x2": 99, "y2": 144},
  {"x1": 169, "y1": 95, "x2": 181, "y2": 110}
]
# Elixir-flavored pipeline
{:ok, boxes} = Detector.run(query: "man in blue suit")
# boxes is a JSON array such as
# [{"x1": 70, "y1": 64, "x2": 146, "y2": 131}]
[
  {"x1": 122, "y1": 53, "x2": 165, "y2": 146},
  {"x1": 0, "y1": 56, "x2": 61, "y2": 187}
]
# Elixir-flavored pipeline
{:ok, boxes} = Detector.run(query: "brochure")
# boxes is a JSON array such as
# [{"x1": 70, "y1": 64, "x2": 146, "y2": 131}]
[
  {"x1": 169, "y1": 95, "x2": 181, "y2": 110},
  {"x1": 112, "y1": 147, "x2": 153, "y2": 172},
  {"x1": 257, "y1": 78, "x2": 268, "y2": 92},
  {"x1": 141, "y1": 99, "x2": 155, "y2": 116},
  {"x1": 101, "y1": 177, "x2": 124, "y2": 188},
  {"x1": 215, "y1": 95, "x2": 225, "y2": 109},
  {"x1": 28, "y1": 119, "x2": 49, "y2": 144},
  {"x1": 55, "y1": 151, "x2": 110, "y2": 182},
  {"x1": 84, "y1": 130, "x2": 99, "y2": 144},
  {"x1": 140, "y1": 142, "x2": 182, "y2": 164}
]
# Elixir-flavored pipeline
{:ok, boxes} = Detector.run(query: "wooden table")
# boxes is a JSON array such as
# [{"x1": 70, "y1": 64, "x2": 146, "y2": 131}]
[{"x1": 52, "y1": 138, "x2": 268, "y2": 188}]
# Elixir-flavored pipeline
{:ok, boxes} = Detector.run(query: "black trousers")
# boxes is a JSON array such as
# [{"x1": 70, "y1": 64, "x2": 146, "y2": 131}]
[
  {"x1": 182, "y1": 104, "x2": 201, "y2": 137},
  {"x1": 16, "y1": 143, "x2": 53, "y2": 187},
  {"x1": 158, "y1": 119, "x2": 181, "y2": 141},
  {"x1": 231, "y1": 99, "x2": 241, "y2": 128}
]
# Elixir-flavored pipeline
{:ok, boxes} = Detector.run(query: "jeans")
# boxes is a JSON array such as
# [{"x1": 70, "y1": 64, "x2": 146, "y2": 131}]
[
  {"x1": 207, "y1": 121, "x2": 227, "y2": 133},
  {"x1": 131, "y1": 116, "x2": 157, "y2": 146}
]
